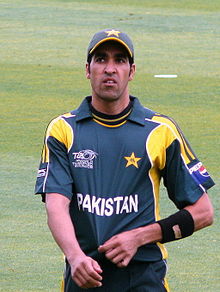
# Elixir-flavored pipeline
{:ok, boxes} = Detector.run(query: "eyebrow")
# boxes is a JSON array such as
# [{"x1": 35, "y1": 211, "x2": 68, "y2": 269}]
[
  {"x1": 93, "y1": 52, "x2": 107, "y2": 58},
  {"x1": 93, "y1": 52, "x2": 128, "y2": 59}
]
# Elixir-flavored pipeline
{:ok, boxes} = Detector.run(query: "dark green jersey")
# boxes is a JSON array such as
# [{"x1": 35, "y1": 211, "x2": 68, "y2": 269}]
[{"x1": 35, "y1": 96, "x2": 214, "y2": 262}]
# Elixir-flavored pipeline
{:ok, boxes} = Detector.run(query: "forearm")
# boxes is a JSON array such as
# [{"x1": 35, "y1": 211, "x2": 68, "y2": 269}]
[
  {"x1": 133, "y1": 223, "x2": 162, "y2": 247},
  {"x1": 134, "y1": 193, "x2": 214, "y2": 247},
  {"x1": 184, "y1": 192, "x2": 214, "y2": 231},
  {"x1": 46, "y1": 193, "x2": 84, "y2": 263},
  {"x1": 98, "y1": 194, "x2": 213, "y2": 268},
  {"x1": 46, "y1": 193, "x2": 103, "y2": 288}
]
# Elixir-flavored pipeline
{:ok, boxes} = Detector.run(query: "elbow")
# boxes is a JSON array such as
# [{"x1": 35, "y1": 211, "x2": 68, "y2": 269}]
[
  {"x1": 205, "y1": 205, "x2": 214, "y2": 227},
  {"x1": 205, "y1": 194, "x2": 214, "y2": 227},
  {"x1": 200, "y1": 203, "x2": 214, "y2": 229},
  {"x1": 187, "y1": 193, "x2": 214, "y2": 231}
]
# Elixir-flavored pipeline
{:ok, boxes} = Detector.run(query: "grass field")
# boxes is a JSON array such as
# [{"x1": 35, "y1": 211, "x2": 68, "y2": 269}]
[{"x1": 0, "y1": 0, "x2": 219, "y2": 291}]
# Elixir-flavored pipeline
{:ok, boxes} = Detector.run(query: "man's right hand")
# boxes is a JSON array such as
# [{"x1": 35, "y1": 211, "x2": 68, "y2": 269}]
[
  {"x1": 45, "y1": 193, "x2": 103, "y2": 289},
  {"x1": 69, "y1": 254, "x2": 103, "y2": 289}
]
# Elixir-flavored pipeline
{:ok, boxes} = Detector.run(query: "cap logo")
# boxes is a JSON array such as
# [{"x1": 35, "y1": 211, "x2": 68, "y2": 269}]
[{"x1": 105, "y1": 29, "x2": 121, "y2": 37}]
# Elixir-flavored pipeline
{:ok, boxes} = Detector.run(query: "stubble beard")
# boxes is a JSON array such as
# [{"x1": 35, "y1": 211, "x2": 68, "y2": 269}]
[{"x1": 92, "y1": 83, "x2": 129, "y2": 104}]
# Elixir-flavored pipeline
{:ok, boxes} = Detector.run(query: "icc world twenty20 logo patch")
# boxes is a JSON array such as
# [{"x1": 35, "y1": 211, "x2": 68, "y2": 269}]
[{"x1": 72, "y1": 149, "x2": 98, "y2": 169}]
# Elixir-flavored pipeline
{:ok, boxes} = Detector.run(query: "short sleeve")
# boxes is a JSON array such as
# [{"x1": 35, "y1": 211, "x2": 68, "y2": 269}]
[
  {"x1": 34, "y1": 116, "x2": 74, "y2": 202},
  {"x1": 161, "y1": 136, "x2": 214, "y2": 209},
  {"x1": 151, "y1": 114, "x2": 215, "y2": 209}
]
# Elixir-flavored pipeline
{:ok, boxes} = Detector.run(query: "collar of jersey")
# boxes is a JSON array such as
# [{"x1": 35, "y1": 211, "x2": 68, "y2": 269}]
[{"x1": 74, "y1": 96, "x2": 149, "y2": 126}]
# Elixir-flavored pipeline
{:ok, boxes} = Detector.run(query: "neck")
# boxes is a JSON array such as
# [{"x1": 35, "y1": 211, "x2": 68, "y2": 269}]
[
  {"x1": 91, "y1": 96, "x2": 130, "y2": 115},
  {"x1": 90, "y1": 97, "x2": 133, "y2": 126}
]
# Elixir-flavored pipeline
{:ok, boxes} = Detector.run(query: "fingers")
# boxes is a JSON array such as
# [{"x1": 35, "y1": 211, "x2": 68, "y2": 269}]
[
  {"x1": 106, "y1": 250, "x2": 129, "y2": 267},
  {"x1": 98, "y1": 232, "x2": 138, "y2": 268},
  {"x1": 71, "y1": 257, "x2": 103, "y2": 289},
  {"x1": 99, "y1": 242, "x2": 129, "y2": 267},
  {"x1": 74, "y1": 270, "x2": 102, "y2": 289},
  {"x1": 98, "y1": 237, "x2": 118, "y2": 254},
  {"x1": 117, "y1": 258, "x2": 130, "y2": 268}
]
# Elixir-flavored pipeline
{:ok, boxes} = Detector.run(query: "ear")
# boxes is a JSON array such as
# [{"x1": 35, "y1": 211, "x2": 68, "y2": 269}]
[
  {"x1": 128, "y1": 64, "x2": 136, "y2": 81},
  {"x1": 86, "y1": 63, "x2": 90, "y2": 79}
]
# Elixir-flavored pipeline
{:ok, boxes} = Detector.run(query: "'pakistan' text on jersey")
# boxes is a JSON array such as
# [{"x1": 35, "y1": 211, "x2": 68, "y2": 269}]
[{"x1": 35, "y1": 96, "x2": 214, "y2": 262}]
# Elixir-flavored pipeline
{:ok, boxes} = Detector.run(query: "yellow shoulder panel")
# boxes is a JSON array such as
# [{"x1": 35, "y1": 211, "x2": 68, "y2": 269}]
[
  {"x1": 42, "y1": 115, "x2": 74, "y2": 162},
  {"x1": 146, "y1": 124, "x2": 176, "y2": 170},
  {"x1": 152, "y1": 115, "x2": 196, "y2": 164}
]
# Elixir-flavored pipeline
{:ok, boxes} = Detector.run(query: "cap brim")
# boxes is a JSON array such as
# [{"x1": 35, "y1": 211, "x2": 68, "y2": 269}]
[{"x1": 89, "y1": 37, "x2": 133, "y2": 58}]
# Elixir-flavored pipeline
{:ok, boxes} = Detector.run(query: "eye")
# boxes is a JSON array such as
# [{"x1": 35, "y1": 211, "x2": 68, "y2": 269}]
[
  {"x1": 95, "y1": 56, "x2": 105, "y2": 63},
  {"x1": 116, "y1": 57, "x2": 127, "y2": 64}
]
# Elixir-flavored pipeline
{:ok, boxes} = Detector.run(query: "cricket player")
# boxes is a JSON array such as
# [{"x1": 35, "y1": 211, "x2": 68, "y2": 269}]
[{"x1": 35, "y1": 29, "x2": 214, "y2": 291}]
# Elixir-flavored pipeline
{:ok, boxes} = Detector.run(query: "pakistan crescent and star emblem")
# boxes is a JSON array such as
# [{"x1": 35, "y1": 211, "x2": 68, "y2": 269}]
[
  {"x1": 105, "y1": 30, "x2": 121, "y2": 37},
  {"x1": 124, "y1": 152, "x2": 141, "y2": 168}
]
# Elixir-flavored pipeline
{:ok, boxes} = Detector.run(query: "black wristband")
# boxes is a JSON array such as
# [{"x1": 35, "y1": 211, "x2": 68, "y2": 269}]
[{"x1": 157, "y1": 209, "x2": 195, "y2": 243}]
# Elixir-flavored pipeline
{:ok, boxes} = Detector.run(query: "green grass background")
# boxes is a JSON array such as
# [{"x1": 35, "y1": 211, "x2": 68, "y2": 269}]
[{"x1": 0, "y1": 0, "x2": 219, "y2": 291}]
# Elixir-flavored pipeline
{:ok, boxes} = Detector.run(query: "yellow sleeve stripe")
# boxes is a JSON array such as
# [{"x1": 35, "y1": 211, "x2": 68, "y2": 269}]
[
  {"x1": 146, "y1": 123, "x2": 176, "y2": 170},
  {"x1": 42, "y1": 116, "x2": 74, "y2": 163},
  {"x1": 146, "y1": 125, "x2": 171, "y2": 260},
  {"x1": 152, "y1": 115, "x2": 196, "y2": 164}
]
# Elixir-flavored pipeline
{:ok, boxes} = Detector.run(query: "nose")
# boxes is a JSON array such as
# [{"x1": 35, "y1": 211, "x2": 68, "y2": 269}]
[{"x1": 104, "y1": 60, "x2": 116, "y2": 75}]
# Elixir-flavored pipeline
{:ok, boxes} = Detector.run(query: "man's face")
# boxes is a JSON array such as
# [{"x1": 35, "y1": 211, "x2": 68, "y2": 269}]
[{"x1": 86, "y1": 41, "x2": 135, "y2": 103}]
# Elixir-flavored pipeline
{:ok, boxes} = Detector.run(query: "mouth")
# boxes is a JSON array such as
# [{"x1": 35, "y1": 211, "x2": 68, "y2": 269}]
[{"x1": 103, "y1": 78, "x2": 117, "y2": 85}]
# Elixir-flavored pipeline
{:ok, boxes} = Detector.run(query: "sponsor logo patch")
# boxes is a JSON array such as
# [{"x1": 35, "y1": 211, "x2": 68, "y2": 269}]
[
  {"x1": 37, "y1": 168, "x2": 47, "y2": 178},
  {"x1": 72, "y1": 149, "x2": 98, "y2": 169},
  {"x1": 189, "y1": 162, "x2": 210, "y2": 185}
]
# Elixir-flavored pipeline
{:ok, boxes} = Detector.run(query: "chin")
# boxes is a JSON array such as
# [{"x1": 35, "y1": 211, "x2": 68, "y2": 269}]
[{"x1": 98, "y1": 94, "x2": 120, "y2": 102}]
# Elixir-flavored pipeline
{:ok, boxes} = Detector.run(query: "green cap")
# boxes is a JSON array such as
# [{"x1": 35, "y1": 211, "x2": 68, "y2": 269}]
[{"x1": 87, "y1": 29, "x2": 134, "y2": 63}]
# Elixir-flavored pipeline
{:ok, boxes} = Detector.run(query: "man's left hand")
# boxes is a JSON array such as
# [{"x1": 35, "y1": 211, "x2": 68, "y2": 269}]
[{"x1": 98, "y1": 230, "x2": 139, "y2": 267}]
